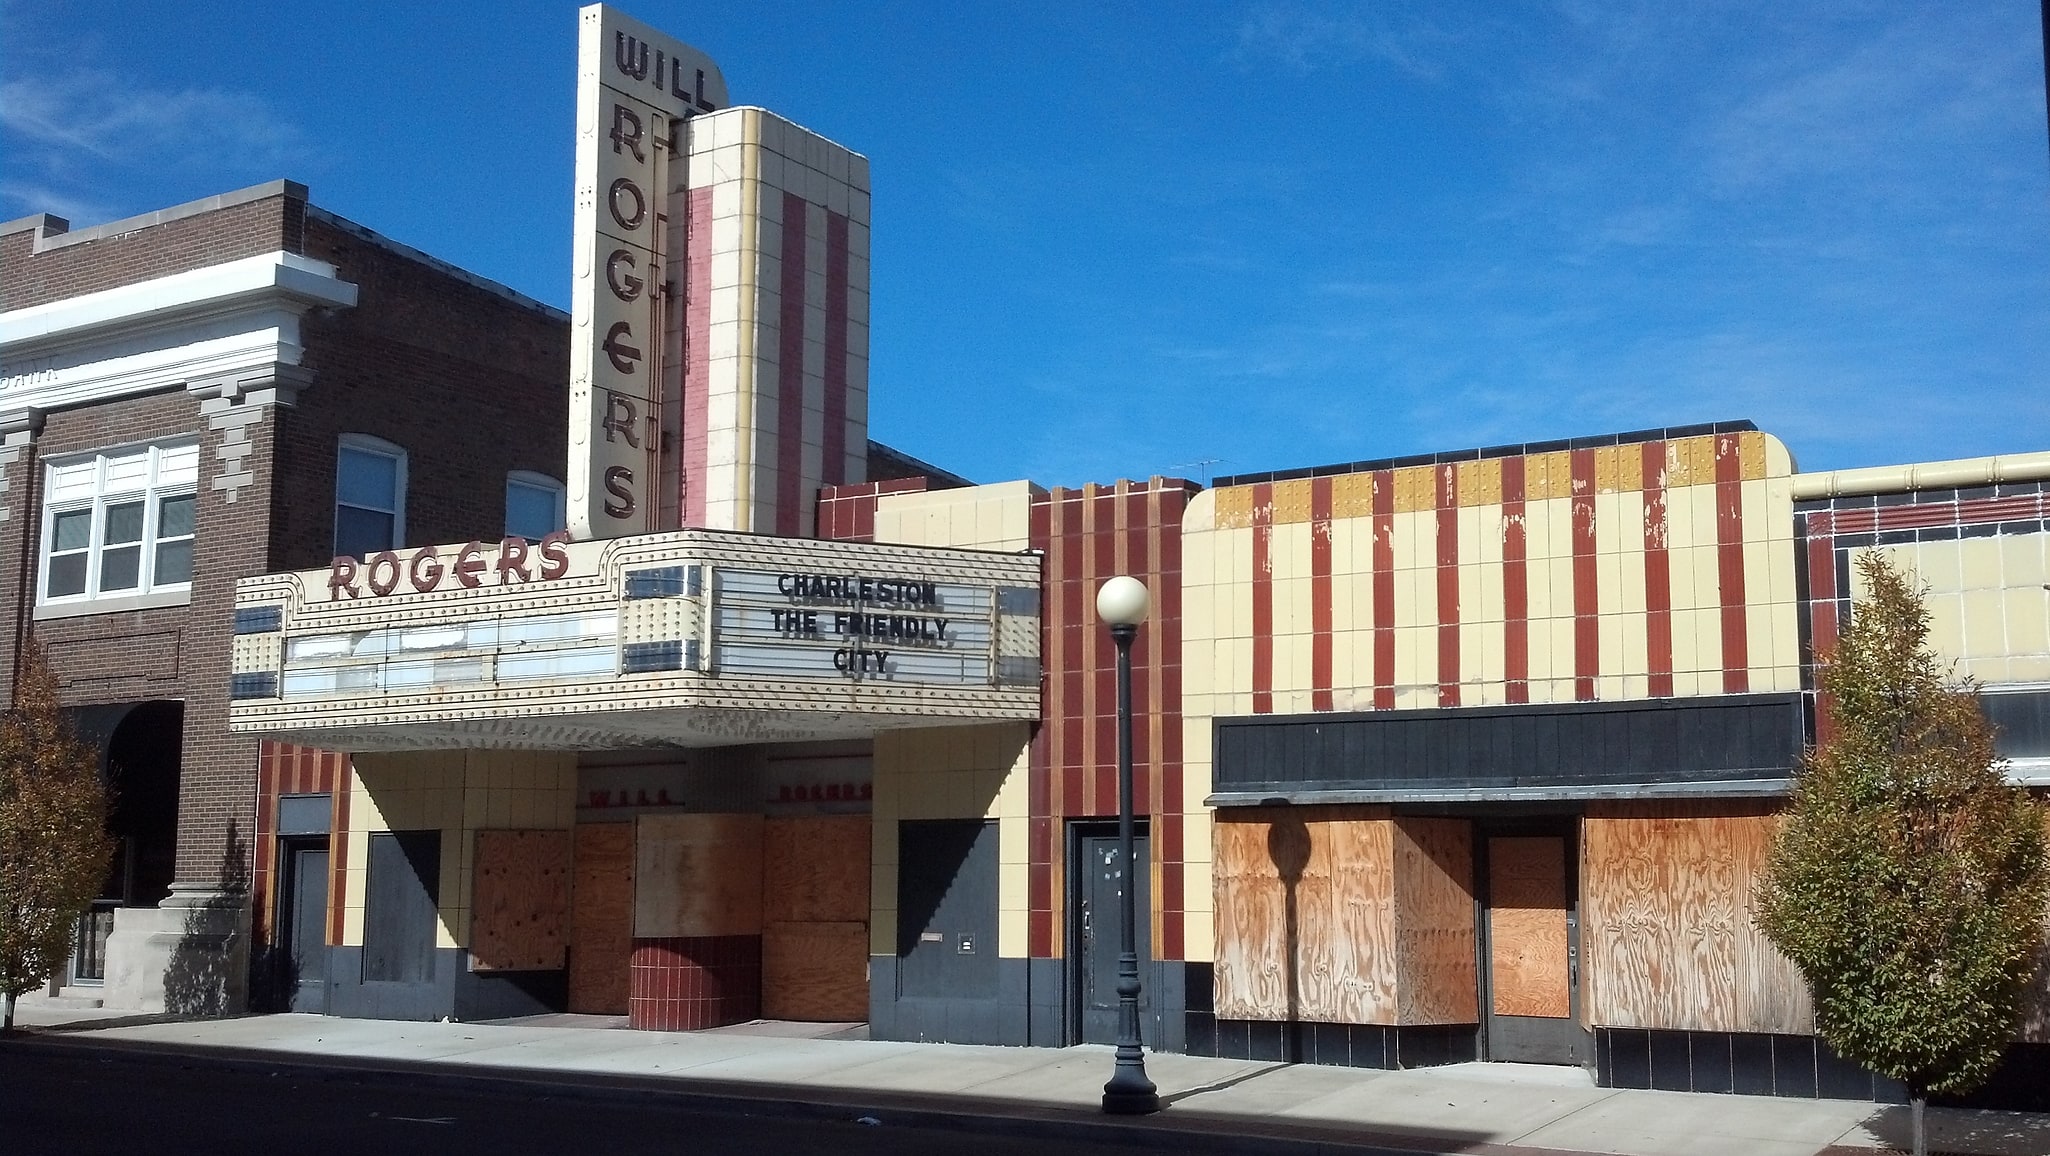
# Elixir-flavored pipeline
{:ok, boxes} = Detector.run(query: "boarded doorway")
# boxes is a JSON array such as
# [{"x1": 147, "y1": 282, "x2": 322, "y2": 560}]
[
  {"x1": 1479, "y1": 826, "x2": 1589, "y2": 1064},
  {"x1": 569, "y1": 822, "x2": 634, "y2": 1014}
]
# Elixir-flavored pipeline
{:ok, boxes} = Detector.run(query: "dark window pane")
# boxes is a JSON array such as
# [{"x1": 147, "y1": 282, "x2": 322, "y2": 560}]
[
  {"x1": 46, "y1": 553, "x2": 86, "y2": 598},
  {"x1": 100, "y1": 544, "x2": 141, "y2": 592},
  {"x1": 335, "y1": 506, "x2": 395, "y2": 557},
  {"x1": 505, "y1": 480, "x2": 561, "y2": 541},
  {"x1": 155, "y1": 539, "x2": 193, "y2": 586},
  {"x1": 52, "y1": 509, "x2": 91, "y2": 552},
  {"x1": 338, "y1": 447, "x2": 398, "y2": 510},
  {"x1": 103, "y1": 500, "x2": 145, "y2": 546},
  {"x1": 157, "y1": 494, "x2": 195, "y2": 538}
]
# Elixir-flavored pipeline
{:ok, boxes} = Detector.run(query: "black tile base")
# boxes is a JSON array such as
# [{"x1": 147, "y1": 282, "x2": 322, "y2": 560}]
[
  {"x1": 1593, "y1": 1029, "x2": 2043, "y2": 1110},
  {"x1": 1187, "y1": 1018, "x2": 1475, "y2": 1070}
]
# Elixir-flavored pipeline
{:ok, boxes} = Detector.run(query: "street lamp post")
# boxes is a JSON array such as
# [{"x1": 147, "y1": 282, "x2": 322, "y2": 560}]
[{"x1": 1096, "y1": 575, "x2": 1161, "y2": 1116}]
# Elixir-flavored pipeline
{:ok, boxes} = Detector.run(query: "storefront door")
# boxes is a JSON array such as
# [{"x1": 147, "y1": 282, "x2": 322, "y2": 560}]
[
  {"x1": 283, "y1": 841, "x2": 329, "y2": 1014},
  {"x1": 1071, "y1": 824, "x2": 1149, "y2": 1045},
  {"x1": 1480, "y1": 827, "x2": 1588, "y2": 1064}
]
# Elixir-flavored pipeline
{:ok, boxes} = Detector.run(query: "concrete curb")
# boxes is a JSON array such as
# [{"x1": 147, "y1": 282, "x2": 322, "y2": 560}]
[{"x1": 3, "y1": 1030, "x2": 1599, "y2": 1156}]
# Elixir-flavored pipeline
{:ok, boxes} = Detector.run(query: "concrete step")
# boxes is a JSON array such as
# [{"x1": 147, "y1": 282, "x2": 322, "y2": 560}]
[{"x1": 46, "y1": 989, "x2": 106, "y2": 1009}]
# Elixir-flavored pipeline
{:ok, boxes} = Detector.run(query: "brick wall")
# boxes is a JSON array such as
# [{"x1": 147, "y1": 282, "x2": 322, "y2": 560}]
[
  {"x1": 1, "y1": 194, "x2": 302, "y2": 309},
  {"x1": 3, "y1": 186, "x2": 571, "y2": 891},
  {"x1": 276, "y1": 216, "x2": 568, "y2": 566}
]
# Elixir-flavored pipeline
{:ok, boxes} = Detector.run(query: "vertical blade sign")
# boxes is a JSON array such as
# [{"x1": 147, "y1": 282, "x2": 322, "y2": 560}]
[{"x1": 569, "y1": 4, "x2": 727, "y2": 538}]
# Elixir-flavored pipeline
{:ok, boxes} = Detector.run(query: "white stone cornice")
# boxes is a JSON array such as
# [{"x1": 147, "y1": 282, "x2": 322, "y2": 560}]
[
  {"x1": 0, "y1": 251, "x2": 356, "y2": 417},
  {"x1": 1, "y1": 251, "x2": 356, "y2": 353}
]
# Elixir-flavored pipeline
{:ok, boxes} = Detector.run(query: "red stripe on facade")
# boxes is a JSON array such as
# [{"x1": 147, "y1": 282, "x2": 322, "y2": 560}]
[
  {"x1": 1092, "y1": 486, "x2": 1120, "y2": 816},
  {"x1": 822, "y1": 211, "x2": 850, "y2": 490},
  {"x1": 1501, "y1": 458, "x2": 1529, "y2": 704},
  {"x1": 328, "y1": 762, "x2": 350, "y2": 947},
  {"x1": 774, "y1": 193, "x2": 808, "y2": 537},
  {"x1": 1371, "y1": 471, "x2": 1395, "y2": 710},
  {"x1": 253, "y1": 744, "x2": 277, "y2": 939},
  {"x1": 1436, "y1": 465, "x2": 1460, "y2": 707},
  {"x1": 1817, "y1": 493, "x2": 2050, "y2": 535},
  {"x1": 1250, "y1": 483, "x2": 1274, "y2": 715},
  {"x1": 1059, "y1": 492, "x2": 1086, "y2": 818},
  {"x1": 1805, "y1": 528, "x2": 1840, "y2": 744},
  {"x1": 1715, "y1": 435, "x2": 1750, "y2": 693},
  {"x1": 1642, "y1": 441, "x2": 1674, "y2": 698},
  {"x1": 1310, "y1": 477, "x2": 1334, "y2": 712},
  {"x1": 1571, "y1": 449, "x2": 1599, "y2": 701},
  {"x1": 1025, "y1": 486, "x2": 1056, "y2": 954},
  {"x1": 681, "y1": 186, "x2": 715, "y2": 527}
]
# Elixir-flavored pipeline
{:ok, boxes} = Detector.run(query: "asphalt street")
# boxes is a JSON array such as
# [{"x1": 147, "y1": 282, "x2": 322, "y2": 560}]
[{"x1": 0, "y1": 1042, "x2": 1175, "y2": 1156}]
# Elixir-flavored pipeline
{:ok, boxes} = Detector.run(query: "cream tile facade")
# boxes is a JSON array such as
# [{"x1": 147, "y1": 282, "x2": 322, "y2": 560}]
[
  {"x1": 868, "y1": 481, "x2": 1040, "y2": 958},
  {"x1": 337, "y1": 749, "x2": 576, "y2": 951}
]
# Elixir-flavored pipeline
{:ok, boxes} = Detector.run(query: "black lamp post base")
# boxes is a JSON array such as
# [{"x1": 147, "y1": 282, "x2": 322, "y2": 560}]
[{"x1": 1100, "y1": 1078, "x2": 1161, "y2": 1116}]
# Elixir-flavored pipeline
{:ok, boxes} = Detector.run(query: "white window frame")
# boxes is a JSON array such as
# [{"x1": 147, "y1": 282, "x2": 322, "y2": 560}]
[
  {"x1": 37, "y1": 441, "x2": 199, "y2": 614},
  {"x1": 335, "y1": 433, "x2": 407, "y2": 557},
  {"x1": 505, "y1": 470, "x2": 566, "y2": 541}
]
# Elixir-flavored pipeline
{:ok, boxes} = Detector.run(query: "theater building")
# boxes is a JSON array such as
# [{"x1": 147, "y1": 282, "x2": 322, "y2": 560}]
[{"x1": 18, "y1": 3, "x2": 2046, "y2": 1109}]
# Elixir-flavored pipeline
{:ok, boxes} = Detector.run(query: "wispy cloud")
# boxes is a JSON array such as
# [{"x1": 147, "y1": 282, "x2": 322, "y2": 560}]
[
  {"x1": 0, "y1": 179, "x2": 107, "y2": 226},
  {"x1": 0, "y1": 70, "x2": 315, "y2": 220},
  {"x1": 1232, "y1": 2, "x2": 1457, "y2": 80}
]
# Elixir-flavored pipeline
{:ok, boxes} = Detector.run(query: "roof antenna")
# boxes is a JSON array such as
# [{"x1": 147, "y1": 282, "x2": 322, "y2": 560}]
[{"x1": 1165, "y1": 457, "x2": 1229, "y2": 485}]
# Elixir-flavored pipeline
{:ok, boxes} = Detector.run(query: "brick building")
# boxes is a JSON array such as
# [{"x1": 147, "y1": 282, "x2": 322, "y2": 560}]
[{"x1": 0, "y1": 180, "x2": 570, "y2": 1012}]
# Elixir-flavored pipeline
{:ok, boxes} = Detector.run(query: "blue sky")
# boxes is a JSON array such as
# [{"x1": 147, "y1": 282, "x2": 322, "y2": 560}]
[{"x1": 4, "y1": 1, "x2": 2047, "y2": 485}]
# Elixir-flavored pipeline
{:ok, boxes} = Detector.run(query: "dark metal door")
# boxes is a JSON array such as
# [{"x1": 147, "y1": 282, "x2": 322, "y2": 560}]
[
  {"x1": 1479, "y1": 827, "x2": 1589, "y2": 1064},
  {"x1": 285, "y1": 844, "x2": 329, "y2": 1013},
  {"x1": 1073, "y1": 827, "x2": 1149, "y2": 1045}
]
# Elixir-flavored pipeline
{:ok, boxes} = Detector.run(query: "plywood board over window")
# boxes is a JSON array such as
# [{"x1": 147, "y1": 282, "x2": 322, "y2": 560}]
[
  {"x1": 1212, "y1": 806, "x2": 1476, "y2": 1026},
  {"x1": 470, "y1": 829, "x2": 571, "y2": 972},
  {"x1": 1395, "y1": 817, "x2": 1479, "y2": 1024},
  {"x1": 634, "y1": 813, "x2": 764, "y2": 938},
  {"x1": 1581, "y1": 800, "x2": 1812, "y2": 1035}
]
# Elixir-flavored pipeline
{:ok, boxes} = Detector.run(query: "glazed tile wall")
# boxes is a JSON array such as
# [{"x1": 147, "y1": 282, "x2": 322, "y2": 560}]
[
  {"x1": 252, "y1": 742, "x2": 350, "y2": 947},
  {"x1": 869, "y1": 480, "x2": 1041, "y2": 959},
  {"x1": 1027, "y1": 478, "x2": 1201, "y2": 962},
  {"x1": 336, "y1": 749, "x2": 577, "y2": 951},
  {"x1": 1796, "y1": 480, "x2": 2050, "y2": 741},
  {"x1": 874, "y1": 479, "x2": 1036, "y2": 550},
  {"x1": 1182, "y1": 429, "x2": 1799, "y2": 963},
  {"x1": 816, "y1": 476, "x2": 929, "y2": 542},
  {"x1": 870, "y1": 723, "x2": 1032, "y2": 957},
  {"x1": 680, "y1": 107, "x2": 870, "y2": 537}
]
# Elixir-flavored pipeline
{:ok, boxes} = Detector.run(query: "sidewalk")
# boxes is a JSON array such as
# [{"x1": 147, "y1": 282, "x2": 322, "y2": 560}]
[{"x1": 10, "y1": 1010, "x2": 2050, "y2": 1156}]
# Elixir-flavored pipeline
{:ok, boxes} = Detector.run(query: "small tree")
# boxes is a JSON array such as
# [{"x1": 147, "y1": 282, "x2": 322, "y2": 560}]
[
  {"x1": 0, "y1": 638, "x2": 113, "y2": 1032},
  {"x1": 1759, "y1": 553, "x2": 2049, "y2": 1156}
]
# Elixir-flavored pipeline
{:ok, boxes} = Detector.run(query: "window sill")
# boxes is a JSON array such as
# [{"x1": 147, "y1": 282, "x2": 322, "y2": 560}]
[{"x1": 35, "y1": 589, "x2": 193, "y2": 621}]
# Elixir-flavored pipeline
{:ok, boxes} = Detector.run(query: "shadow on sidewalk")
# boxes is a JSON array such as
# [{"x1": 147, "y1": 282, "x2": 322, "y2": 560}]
[{"x1": 1843, "y1": 1104, "x2": 2050, "y2": 1156}]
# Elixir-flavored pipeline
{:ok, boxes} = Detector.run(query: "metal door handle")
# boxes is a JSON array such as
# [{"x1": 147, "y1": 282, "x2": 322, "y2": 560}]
[{"x1": 1081, "y1": 900, "x2": 1092, "y2": 943}]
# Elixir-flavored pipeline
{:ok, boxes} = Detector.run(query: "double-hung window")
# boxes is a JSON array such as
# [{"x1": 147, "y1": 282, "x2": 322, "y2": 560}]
[
  {"x1": 41, "y1": 442, "x2": 199, "y2": 607},
  {"x1": 335, "y1": 434, "x2": 407, "y2": 558},
  {"x1": 505, "y1": 471, "x2": 566, "y2": 542}
]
